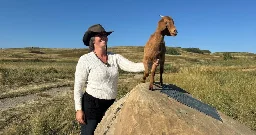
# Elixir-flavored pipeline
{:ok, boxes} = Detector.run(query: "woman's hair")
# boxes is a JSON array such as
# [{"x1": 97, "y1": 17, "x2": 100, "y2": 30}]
[{"x1": 89, "y1": 37, "x2": 95, "y2": 52}]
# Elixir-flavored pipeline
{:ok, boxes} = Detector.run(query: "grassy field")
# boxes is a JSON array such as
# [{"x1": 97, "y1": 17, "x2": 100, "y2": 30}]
[{"x1": 0, "y1": 46, "x2": 255, "y2": 134}]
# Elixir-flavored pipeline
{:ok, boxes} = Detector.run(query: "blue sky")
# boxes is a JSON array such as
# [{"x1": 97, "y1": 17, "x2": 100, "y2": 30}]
[{"x1": 0, "y1": 0, "x2": 255, "y2": 53}]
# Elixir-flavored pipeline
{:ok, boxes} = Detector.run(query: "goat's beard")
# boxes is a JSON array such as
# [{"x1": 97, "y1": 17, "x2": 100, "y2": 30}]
[{"x1": 162, "y1": 28, "x2": 171, "y2": 36}]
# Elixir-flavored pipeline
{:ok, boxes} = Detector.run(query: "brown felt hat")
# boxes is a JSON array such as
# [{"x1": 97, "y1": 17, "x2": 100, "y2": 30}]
[{"x1": 82, "y1": 24, "x2": 114, "y2": 46}]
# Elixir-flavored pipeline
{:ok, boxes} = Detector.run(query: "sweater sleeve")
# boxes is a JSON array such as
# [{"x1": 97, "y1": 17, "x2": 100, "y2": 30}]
[
  {"x1": 74, "y1": 56, "x2": 89, "y2": 111},
  {"x1": 116, "y1": 54, "x2": 145, "y2": 72}
]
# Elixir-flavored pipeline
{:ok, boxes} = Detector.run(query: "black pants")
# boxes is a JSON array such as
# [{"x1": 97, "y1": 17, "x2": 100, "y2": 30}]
[
  {"x1": 80, "y1": 92, "x2": 115, "y2": 135},
  {"x1": 80, "y1": 119, "x2": 101, "y2": 135}
]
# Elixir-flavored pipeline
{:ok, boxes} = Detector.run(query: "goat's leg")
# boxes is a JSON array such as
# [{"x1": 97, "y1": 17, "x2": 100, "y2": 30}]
[
  {"x1": 149, "y1": 62, "x2": 157, "y2": 90},
  {"x1": 160, "y1": 56, "x2": 165, "y2": 86},
  {"x1": 159, "y1": 40, "x2": 166, "y2": 86},
  {"x1": 142, "y1": 61, "x2": 149, "y2": 83},
  {"x1": 160, "y1": 63, "x2": 164, "y2": 86}
]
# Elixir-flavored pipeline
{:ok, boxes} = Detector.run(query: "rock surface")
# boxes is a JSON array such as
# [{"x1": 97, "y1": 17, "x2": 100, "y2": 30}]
[{"x1": 95, "y1": 83, "x2": 256, "y2": 135}]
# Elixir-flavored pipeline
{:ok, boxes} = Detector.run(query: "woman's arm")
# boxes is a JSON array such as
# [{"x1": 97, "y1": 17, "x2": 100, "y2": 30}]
[
  {"x1": 116, "y1": 54, "x2": 145, "y2": 72},
  {"x1": 74, "y1": 56, "x2": 89, "y2": 111}
]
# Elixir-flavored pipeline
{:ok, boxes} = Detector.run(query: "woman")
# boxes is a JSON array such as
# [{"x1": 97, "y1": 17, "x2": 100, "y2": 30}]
[{"x1": 74, "y1": 24, "x2": 159, "y2": 135}]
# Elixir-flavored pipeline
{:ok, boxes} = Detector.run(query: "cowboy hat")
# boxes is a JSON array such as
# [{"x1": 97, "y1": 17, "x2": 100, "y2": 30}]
[{"x1": 82, "y1": 24, "x2": 114, "y2": 46}]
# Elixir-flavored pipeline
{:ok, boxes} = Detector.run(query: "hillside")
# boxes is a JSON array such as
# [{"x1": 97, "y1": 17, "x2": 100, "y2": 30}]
[{"x1": 0, "y1": 46, "x2": 256, "y2": 134}]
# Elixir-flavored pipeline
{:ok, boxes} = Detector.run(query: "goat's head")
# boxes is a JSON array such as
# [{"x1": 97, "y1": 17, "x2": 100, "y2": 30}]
[{"x1": 157, "y1": 15, "x2": 178, "y2": 36}]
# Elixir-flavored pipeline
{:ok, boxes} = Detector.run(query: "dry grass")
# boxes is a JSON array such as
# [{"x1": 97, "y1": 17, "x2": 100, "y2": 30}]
[
  {"x1": 161, "y1": 66, "x2": 256, "y2": 130},
  {"x1": 0, "y1": 92, "x2": 80, "y2": 135},
  {"x1": 0, "y1": 46, "x2": 256, "y2": 134}
]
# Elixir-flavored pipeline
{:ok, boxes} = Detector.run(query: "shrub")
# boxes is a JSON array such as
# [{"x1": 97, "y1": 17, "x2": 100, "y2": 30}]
[
  {"x1": 183, "y1": 48, "x2": 204, "y2": 54},
  {"x1": 166, "y1": 47, "x2": 181, "y2": 55},
  {"x1": 29, "y1": 50, "x2": 45, "y2": 54},
  {"x1": 223, "y1": 52, "x2": 233, "y2": 60},
  {"x1": 201, "y1": 50, "x2": 211, "y2": 54}
]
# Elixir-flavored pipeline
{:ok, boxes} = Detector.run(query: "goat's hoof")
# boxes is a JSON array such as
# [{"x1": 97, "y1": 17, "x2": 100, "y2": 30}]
[{"x1": 149, "y1": 86, "x2": 154, "y2": 91}]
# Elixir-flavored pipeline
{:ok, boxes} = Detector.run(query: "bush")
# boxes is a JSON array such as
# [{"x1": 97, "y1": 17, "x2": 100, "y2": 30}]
[
  {"x1": 29, "y1": 50, "x2": 45, "y2": 54},
  {"x1": 201, "y1": 50, "x2": 211, "y2": 54},
  {"x1": 166, "y1": 47, "x2": 181, "y2": 55},
  {"x1": 183, "y1": 48, "x2": 204, "y2": 54},
  {"x1": 223, "y1": 52, "x2": 233, "y2": 60}
]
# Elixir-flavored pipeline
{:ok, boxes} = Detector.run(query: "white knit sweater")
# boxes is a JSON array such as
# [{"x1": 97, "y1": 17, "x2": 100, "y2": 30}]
[{"x1": 74, "y1": 52, "x2": 145, "y2": 111}]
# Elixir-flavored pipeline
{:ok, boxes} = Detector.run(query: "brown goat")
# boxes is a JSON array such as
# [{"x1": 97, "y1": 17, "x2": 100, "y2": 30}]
[{"x1": 142, "y1": 15, "x2": 178, "y2": 90}]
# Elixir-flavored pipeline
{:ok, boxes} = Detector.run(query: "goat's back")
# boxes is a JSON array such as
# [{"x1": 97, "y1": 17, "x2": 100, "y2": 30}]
[{"x1": 143, "y1": 40, "x2": 166, "y2": 61}]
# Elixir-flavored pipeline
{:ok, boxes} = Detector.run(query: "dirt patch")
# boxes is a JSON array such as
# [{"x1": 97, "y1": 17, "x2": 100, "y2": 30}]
[
  {"x1": 242, "y1": 67, "x2": 256, "y2": 72},
  {"x1": 0, "y1": 86, "x2": 72, "y2": 112}
]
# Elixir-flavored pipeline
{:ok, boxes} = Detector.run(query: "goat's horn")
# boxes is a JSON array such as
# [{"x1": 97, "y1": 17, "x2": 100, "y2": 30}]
[{"x1": 159, "y1": 15, "x2": 164, "y2": 17}]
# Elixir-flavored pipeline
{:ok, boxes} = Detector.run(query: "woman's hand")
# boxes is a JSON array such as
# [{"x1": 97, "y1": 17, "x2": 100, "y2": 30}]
[
  {"x1": 76, "y1": 110, "x2": 86, "y2": 124},
  {"x1": 152, "y1": 59, "x2": 159, "y2": 68}
]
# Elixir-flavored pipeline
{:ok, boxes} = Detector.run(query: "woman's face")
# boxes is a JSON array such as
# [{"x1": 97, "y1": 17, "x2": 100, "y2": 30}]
[{"x1": 94, "y1": 33, "x2": 108, "y2": 48}]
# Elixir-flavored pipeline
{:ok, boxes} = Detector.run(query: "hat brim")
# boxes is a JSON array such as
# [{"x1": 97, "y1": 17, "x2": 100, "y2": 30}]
[{"x1": 83, "y1": 31, "x2": 114, "y2": 46}]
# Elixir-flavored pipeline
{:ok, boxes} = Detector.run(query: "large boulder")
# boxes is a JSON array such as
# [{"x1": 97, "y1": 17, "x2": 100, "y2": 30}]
[{"x1": 95, "y1": 83, "x2": 255, "y2": 135}]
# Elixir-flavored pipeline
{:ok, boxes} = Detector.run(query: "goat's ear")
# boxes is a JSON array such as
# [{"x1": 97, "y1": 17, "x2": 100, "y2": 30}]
[
  {"x1": 158, "y1": 19, "x2": 166, "y2": 29},
  {"x1": 159, "y1": 15, "x2": 164, "y2": 18}
]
